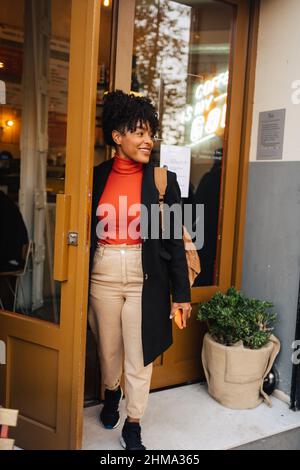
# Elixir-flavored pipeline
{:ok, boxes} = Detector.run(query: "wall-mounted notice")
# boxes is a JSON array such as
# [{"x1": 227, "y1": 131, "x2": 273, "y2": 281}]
[
  {"x1": 160, "y1": 144, "x2": 191, "y2": 198},
  {"x1": 256, "y1": 109, "x2": 286, "y2": 160}
]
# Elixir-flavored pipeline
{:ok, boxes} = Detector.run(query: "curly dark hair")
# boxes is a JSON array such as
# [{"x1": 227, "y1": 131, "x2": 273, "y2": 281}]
[{"x1": 102, "y1": 90, "x2": 159, "y2": 147}]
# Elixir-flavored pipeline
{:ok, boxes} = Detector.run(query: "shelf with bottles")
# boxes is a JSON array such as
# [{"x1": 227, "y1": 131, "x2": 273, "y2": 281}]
[{"x1": 96, "y1": 62, "x2": 109, "y2": 106}]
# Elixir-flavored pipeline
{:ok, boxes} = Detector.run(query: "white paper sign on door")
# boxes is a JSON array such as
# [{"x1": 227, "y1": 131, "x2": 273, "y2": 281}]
[{"x1": 160, "y1": 144, "x2": 191, "y2": 198}]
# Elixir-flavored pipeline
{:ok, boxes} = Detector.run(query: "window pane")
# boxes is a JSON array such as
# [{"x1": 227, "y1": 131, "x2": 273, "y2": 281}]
[{"x1": 0, "y1": 0, "x2": 71, "y2": 321}]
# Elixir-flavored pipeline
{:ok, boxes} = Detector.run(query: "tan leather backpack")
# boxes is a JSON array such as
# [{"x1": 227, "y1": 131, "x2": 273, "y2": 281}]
[{"x1": 154, "y1": 167, "x2": 201, "y2": 287}]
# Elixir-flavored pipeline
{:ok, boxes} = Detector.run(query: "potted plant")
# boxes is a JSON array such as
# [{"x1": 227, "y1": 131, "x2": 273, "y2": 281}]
[{"x1": 197, "y1": 287, "x2": 280, "y2": 409}]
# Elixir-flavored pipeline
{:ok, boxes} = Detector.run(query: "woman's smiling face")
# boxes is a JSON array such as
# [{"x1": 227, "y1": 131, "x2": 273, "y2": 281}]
[{"x1": 112, "y1": 122, "x2": 155, "y2": 163}]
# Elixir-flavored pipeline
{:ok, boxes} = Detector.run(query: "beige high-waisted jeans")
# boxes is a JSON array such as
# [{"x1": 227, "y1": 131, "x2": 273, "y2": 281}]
[{"x1": 89, "y1": 243, "x2": 153, "y2": 420}]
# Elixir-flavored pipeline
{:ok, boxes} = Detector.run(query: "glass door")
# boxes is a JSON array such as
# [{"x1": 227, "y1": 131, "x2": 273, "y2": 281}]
[
  {"x1": 0, "y1": 0, "x2": 100, "y2": 449},
  {"x1": 132, "y1": 0, "x2": 234, "y2": 290}
]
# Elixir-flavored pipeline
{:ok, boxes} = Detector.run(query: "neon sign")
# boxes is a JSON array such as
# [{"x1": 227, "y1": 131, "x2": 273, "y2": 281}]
[{"x1": 181, "y1": 71, "x2": 229, "y2": 147}]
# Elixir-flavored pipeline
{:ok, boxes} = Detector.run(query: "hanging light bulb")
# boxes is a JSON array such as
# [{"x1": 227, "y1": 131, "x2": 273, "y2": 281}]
[
  {"x1": 103, "y1": 0, "x2": 110, "y2": 6},
  {"x1": 6, "y1": 120, "x2": 14, "y2": 128}
]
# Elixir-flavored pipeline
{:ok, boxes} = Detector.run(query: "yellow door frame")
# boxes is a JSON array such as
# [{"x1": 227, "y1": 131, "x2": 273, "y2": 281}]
[
  {"x1": 55, "y1": 0, "x2": 100, "y2": 449},
  {"x1": 231, "y1": 0, "x2": 260, "y2": 288}
]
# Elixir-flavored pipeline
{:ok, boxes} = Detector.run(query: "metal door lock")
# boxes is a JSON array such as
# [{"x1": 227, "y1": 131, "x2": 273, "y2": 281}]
[{"x1": 67, "y1": 231, "x2": 79, "y2": 246}]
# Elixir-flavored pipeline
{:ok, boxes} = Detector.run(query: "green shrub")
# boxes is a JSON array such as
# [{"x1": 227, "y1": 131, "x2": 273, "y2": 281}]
[{"x1": 197, "y1": 287, "x2": 277, "y2": 349}]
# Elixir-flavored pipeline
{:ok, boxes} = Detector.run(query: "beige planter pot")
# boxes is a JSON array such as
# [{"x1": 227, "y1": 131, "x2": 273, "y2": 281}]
[{"x1": 202, "y1": 333, "x2": 281, "y2": 409}]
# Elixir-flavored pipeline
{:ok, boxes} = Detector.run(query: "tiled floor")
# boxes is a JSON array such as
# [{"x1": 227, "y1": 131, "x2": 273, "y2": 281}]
[{"x1": 83, "y1": 383, "x2": 300, "y2": 450}]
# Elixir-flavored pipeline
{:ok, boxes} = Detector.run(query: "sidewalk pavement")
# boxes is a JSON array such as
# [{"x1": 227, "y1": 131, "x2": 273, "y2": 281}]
[{"x1": 83, "y1": 383, "x2": 300, "y2": 450}]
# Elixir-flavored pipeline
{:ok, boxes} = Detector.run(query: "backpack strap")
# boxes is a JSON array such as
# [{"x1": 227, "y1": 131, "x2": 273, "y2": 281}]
[{"x1": 154, "y1": 167, "x2": 168, "y2": 232}]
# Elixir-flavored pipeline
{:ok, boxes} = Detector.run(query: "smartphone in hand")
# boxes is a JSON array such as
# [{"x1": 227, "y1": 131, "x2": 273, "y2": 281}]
[{"x1": 174, "y1": 308, "x2": 184, "y2": 329}]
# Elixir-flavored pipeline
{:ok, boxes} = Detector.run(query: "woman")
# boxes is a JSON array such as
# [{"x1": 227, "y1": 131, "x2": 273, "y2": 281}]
[{"x1": 89, "y1": 90, "x2": 191, "y2": 450}]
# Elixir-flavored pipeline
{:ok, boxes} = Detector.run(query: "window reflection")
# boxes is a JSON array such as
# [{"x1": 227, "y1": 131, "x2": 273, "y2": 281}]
[
  {"x1": 132, "y1": 0, "x2": 234, "y2": 286},
  {"x1": 0, "y1": 0, "x2": 72, "y2": 320}
]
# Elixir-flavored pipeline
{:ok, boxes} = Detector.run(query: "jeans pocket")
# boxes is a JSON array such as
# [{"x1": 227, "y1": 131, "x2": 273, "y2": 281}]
[{"x1": 92, "y1": 247, "x2": 104, "y2": 272}]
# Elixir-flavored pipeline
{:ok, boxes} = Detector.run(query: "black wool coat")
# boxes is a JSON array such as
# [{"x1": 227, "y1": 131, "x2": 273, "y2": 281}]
[{"x1": 89, "y1": 158, "x2": 191, "y2": 366}]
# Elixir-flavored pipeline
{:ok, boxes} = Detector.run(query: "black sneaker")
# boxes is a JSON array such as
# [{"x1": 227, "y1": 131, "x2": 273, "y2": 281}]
[
  {"x1": 100, "y1": 387, "x2": 123, "y2": 429},
  {"x1": 120, "y1": 419, "x2": 146, "y2": 450}
]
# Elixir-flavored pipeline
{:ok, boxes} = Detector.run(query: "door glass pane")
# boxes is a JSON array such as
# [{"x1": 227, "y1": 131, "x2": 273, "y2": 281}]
[
  {"x1": 94, "y1": 1, "x2": 114, "y2": 167},
  {"x1": 132, "y1": 0, "x2": 234, "y2": 286},
  {"x1": 0, "y1": 0, "x2": 71, "y2": 322}
]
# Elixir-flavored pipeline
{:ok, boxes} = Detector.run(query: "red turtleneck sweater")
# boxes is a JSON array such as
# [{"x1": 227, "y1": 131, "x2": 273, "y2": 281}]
[{"x1": 97, "y1": 155, "x2": 143, "y2": 245}]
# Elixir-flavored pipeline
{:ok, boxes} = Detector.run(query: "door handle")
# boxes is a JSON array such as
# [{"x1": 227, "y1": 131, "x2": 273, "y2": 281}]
[
  {"x1": 53, "y1": 194, "x2": 71, "y2": 281},
  {"x1": 0, "y1": 340, "x2": 6, "y2": 365}
]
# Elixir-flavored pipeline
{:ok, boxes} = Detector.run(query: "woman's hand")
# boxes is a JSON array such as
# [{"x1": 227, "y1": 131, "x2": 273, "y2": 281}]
[{"x1": 169, "y1": 302, "x2": 192, "y2": 328}]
